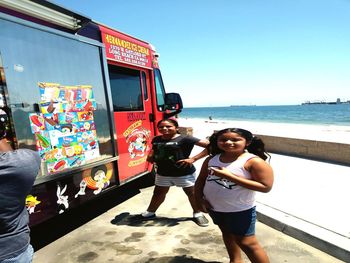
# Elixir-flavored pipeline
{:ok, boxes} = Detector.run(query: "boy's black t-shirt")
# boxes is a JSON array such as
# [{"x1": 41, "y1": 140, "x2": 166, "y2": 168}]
[{"x1": 152, "y1": 135, "x2": 200, "y2": 177}]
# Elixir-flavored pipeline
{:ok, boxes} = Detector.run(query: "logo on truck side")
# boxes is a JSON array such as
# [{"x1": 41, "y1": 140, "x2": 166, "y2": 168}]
[{"x1": 123, "y1": 121, "x2": 151, "y2": 164}]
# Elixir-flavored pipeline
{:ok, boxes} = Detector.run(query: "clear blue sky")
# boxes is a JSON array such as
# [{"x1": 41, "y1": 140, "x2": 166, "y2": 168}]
[{"x1": 53, "y1": 0, "x2": 350, "y2": 106}]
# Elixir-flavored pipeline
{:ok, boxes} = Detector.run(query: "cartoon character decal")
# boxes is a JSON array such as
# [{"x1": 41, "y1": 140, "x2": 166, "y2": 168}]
[
  {"x1": 74, "y1": 180, "x2": 88, "y2": 198},
  {"x1": 82, "y1": 163, "x2": 113, "y2": 195},
  {"x1": 92, "y1": 170, "x2": 109, "y2": 195},
  {"x1": 26, "y1": 195, "x2": 41, "y2": 214},
  {"x1": 56, "y1": 184, "x2": 69, "y2": 214},
  {"x1": 125, "y1": 126, "x2": 151, "y2": 159}
]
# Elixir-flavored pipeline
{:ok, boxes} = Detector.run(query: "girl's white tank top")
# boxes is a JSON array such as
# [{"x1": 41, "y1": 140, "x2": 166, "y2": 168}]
[{"x1": 203, "y1": 152, "x2": 257, "y2": 212}]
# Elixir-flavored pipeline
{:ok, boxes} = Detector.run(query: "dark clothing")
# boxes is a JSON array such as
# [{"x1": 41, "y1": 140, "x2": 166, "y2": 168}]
[
  {"x1": 152, "y1": 135, "x2": 199, "y2": 177},
  {"x1": 0, "y1": 149, "x2": 40, "y2": 261},
  {"x1": 209, "y1": 207, "x2": 257, "y2": 236}
]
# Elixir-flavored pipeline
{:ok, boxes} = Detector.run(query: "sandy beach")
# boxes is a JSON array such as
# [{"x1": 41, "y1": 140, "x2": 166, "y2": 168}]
[{"x1": 177, "y1": 117, "x2": 350, "y2": 144}]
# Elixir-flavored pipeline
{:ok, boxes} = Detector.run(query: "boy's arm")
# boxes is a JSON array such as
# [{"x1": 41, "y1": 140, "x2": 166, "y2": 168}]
[
  {"x1": 146, "y1": 149, "x2": 155, "y2": 163},
  {"x1": 177, "y1": 138, "x2": 209, "y2": 167},
  {"x1": 188, "y1": 147, "x2": 208, "y2": 163}
]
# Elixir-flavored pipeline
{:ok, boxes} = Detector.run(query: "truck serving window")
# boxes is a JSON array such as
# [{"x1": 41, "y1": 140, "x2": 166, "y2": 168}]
[
  {"x1": 108, "y1": 66, "x2": 144, "y2": 112},
  {"x1": 0, "y1": 17, "x2": 114, "y2": 178}
]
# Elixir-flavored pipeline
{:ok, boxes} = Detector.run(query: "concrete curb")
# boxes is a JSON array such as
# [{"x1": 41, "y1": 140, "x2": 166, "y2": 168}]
[{"x1": 256, "y1": 203, "x2": 350, "y2": 262}]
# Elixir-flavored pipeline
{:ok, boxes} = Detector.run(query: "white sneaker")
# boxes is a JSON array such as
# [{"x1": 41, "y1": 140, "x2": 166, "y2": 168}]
[
  {"x1": 141, "y1": 211, "x2": 156, "y2": 218},
  {"x1": 193, "y1": 214, "x2": 209, "y2": 227}
]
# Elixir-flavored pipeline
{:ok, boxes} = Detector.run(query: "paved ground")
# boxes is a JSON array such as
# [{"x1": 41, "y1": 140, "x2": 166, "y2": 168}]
[
  {"x1": 31, "y1": 121, "x2": 350, "y2": 262},
  {"x1": 33, "y1": 154, "x2": 348, "y2": 263},
  {"x1": 255, "y1": 153, "x2": 350, "y2": 261}
]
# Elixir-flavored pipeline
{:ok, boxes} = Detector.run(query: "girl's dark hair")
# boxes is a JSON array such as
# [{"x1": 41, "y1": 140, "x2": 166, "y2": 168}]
[
  {"x1": 208, "y1": 128, "x2": 270, "y2": 161},
  {"x1": 157, "y1": 118, "x2": 179, "y2": 128}
]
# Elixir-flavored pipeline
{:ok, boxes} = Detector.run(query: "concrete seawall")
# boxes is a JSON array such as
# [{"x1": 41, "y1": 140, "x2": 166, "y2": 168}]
[
  {"x1": 257, "y1": 135, "x2": 350, "y2": 166},
  {"x1": 178, "y1": 126, "x2": 350, "y2": 166}
]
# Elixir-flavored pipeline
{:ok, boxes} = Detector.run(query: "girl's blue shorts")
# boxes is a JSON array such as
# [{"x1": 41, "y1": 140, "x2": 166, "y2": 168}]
[{"x1": 209, "y1": 206, "x2": 256, "y2": 236}]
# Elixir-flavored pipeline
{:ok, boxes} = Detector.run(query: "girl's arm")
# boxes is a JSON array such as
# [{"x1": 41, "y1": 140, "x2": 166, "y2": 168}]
[
  {"x1": 247, "y1": 158, "x2": 274, "y2": 192},
  {"x1": 210, "y1": 158, "x2": 274, "y2": 193},
  {"x1": 194, "y1": 157, "x2": 212, "y2": 212}
]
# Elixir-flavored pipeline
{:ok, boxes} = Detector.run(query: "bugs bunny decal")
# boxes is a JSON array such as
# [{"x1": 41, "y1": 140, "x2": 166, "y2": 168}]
[{"x1": 57, "y1": 184, "x2": 69, "y2": 214}]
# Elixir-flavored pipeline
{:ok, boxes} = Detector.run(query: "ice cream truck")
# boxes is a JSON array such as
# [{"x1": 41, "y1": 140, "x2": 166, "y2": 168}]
[{"x1": 0, "y1": 0, "x2": 183, "y2": 225}]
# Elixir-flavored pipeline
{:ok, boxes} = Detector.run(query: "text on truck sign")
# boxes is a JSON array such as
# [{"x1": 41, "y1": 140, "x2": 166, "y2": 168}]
[{"x1": 101, "y1": 29, "x2": 152, "y2": 68}]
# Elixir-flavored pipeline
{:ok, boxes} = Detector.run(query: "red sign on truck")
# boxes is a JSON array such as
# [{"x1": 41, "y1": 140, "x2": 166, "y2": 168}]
[{"x1": 100, "y1": 26, "x2": 152, "y2": 68}]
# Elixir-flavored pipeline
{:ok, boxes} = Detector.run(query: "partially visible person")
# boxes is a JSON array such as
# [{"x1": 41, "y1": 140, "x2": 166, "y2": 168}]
[
  {"x1": 0, "y1": 113, "x2": 41, "y2": 263},
  {"x1": 140, "y1": 118, "x2": 209, "y2": 226},
  {"x1": 195, "y1": 128, "x2": 274, "y2": 263}
]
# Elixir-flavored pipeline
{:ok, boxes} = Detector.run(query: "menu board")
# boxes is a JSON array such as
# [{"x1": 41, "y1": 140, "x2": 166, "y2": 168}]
[{"x1": 29, "y1": 82, "x2": 100, "y2": 174}]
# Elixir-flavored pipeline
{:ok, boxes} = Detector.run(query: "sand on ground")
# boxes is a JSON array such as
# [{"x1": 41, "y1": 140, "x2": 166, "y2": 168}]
[{"x1": 177, "y1": 117, "x2": 350, "y2": 144}]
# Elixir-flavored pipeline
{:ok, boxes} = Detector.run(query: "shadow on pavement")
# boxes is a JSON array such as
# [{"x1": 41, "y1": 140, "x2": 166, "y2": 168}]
[
  {"x1": 143, "y1": 255, "x2": 221, "y2": 263},
  {"x1": 30, "y1": 173, "x2": 156, "y2": 250},
  {"x1": 111, "y1": 212, "x2": 194, "y2": 227}
]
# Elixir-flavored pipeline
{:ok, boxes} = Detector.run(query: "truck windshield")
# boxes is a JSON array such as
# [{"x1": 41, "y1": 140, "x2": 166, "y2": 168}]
[{"x1": 154, "y1": 69, "x2": 166, "y2": 110}]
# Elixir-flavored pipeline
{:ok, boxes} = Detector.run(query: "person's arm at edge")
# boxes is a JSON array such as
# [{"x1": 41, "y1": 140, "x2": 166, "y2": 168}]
[{"x1": 0, "y1": 138, "x2": 13, "y2": 152}]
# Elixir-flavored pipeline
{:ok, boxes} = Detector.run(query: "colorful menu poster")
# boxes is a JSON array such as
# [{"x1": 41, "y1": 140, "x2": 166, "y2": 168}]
[{"x1": 29, "y1": 82, "x2": 100, "y2": 174}]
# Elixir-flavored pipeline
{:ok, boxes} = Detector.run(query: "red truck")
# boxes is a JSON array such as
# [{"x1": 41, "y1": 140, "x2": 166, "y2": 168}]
[{"x1": 0, "y1": 0, "x2": 182, "y2": 225}]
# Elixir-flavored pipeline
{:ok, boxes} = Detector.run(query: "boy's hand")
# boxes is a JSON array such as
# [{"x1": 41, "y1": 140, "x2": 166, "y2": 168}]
[
  {"x1": 175, "y1": 158, "x2": 194, "y2": 168},
  {"x1": 197, "y1": 198, "x2": 212, "y2": 213}
]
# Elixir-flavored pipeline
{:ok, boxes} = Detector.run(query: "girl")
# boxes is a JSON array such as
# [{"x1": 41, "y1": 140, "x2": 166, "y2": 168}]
[
  {"x1": 140, "y1": 118, "x2": 209, "y2": 226},
  {"x1": 195, "y1": 128, "x2": 274, "y2": 263}
]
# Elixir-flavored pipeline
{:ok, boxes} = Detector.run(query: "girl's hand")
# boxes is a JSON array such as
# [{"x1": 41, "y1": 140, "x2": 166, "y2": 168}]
[{"x1": 208, "y1": 166, "x2": 230, "y2": 178}]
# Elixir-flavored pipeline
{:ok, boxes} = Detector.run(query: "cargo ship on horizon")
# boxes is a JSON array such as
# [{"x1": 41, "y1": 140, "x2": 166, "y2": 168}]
[{"x1": 301, "y1": 98, "x2": 350, "y2": 105}]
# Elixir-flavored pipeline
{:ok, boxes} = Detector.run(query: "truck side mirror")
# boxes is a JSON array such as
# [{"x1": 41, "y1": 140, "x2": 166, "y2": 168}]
[
  {"x1": 164, "y1": 93, "x2": 183, "y2": 118},
  {"x1": 164, "y1": 93, "x2": 183, "y2": 110}
]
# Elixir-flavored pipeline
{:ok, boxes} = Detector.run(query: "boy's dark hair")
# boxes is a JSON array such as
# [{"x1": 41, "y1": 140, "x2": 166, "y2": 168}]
[
  {"x1": 157, "y1": 118, "x2": 179, "y2": 128},
  {"x1": 208, "y1": 128, "x2": 270, "y2": 160}
]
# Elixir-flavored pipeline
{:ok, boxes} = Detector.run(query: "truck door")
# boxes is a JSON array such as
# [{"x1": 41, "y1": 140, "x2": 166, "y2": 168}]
[{"x1": 108, "y1": 64, "x2": 154, "y2": 183}]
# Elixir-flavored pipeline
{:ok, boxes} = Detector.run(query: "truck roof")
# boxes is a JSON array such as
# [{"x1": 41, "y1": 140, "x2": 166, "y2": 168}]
[{"x1": 0, "y1": 0, "x2": 91, "y2": 31}]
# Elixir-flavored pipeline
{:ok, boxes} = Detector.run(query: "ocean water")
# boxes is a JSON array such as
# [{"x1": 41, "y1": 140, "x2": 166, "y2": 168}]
[{"x1": 179, "y1": 104, "x2": 350, "y2": 126}]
